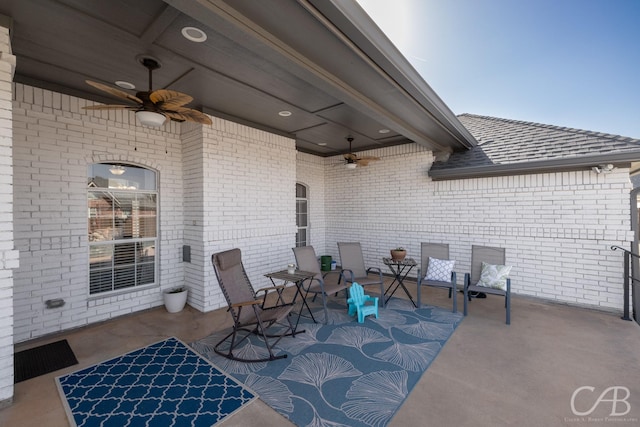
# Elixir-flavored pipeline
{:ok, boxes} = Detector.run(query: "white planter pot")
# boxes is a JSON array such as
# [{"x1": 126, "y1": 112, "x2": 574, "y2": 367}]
[{"x1": 163, "y1": 288, "x2": 188, "y2": 313}]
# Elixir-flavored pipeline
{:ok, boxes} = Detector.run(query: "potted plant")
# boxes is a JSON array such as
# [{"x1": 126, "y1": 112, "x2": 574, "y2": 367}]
[
  {"x1": 163, "y1": 286, "x2": 188, "y2": 313},
  {"x1": 390, "y1": 247, "x2": 407, "y2": 261}
]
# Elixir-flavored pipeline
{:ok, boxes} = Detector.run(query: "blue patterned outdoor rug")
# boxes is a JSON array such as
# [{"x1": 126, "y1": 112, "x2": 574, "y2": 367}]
[
  {"x1": 191, "y1": 297, "x2": 463, "y2": 427},
  {"x1": 56, "y1": 337, "x2": 256, "y2": 427}
]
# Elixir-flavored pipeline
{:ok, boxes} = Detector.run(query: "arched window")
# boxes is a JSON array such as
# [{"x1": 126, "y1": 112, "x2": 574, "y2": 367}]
[
  {"x1": 296, "y1": 183, "x2": 309, "y2": 247},
  {"x1": 87, "y1": 163, "x2": 158, "y2": 295}
]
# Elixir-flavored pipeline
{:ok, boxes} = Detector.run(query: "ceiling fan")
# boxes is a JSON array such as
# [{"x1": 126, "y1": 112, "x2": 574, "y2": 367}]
[
  {"x1": 343, "y1": 136, "x2": 380, "y2": 169},
  {"x1": 82, "y1": 57, "x2": 212, "y2": 127}
]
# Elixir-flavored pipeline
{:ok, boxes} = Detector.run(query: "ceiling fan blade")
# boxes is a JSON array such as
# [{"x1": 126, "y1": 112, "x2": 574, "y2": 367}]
[
  {"x1": 164, "y1": 107, "x2": 212, "y2": 125},
  {"x1": 149, "y1": 89, "x2": 193, "y2": 109},
  {"x1": 83, "y1": 104, "x2": 136, "y2": 110},
  {"x1": 344, "y1": 153, "x2": 357, "y2": 161},
  {"x1": 85, "y1": 80, "x2": 143, "y2": 104},
  {"x1": 356, "y1": 157, "x2": 380, "y2": 167}
]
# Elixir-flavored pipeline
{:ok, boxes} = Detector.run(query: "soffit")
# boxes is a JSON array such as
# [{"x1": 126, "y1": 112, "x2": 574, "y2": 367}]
[{"x1": 1, "y1": 0, "x2": 476, "y2": 156}]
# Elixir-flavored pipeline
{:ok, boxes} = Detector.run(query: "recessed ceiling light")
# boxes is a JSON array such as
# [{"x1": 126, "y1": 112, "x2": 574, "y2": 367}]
[
  {"x1": 317, "y1": 142, "x2": 327, "y2": 146},
  {"x1": 378, "y1": 129, "x2": 390, "y2": 134},
  {"x1": 115, "y1": 81, "x2": 135, "y2": 90},
  {"x1": 278, "y1": 110, "x2": 292, "y2": 117},
  {"x1": 181, "y1": 26, "x2": 207, "y2": 43}
]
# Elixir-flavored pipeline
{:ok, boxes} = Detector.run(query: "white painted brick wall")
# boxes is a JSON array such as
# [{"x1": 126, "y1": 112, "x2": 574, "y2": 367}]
[
  {"x1": 0, "y1": 25, "x2": 16, "y2": 406},
  {"x1": 12, "y1": 84, "x2": 185, "y2": 342},
  {"x1": 322, "y1": 143, "x2": 633, "y2": 313},
  {"x1": 198, "y1": 120, "x2": 297, "y2": 310},
  {"x1": 296, "y1": 151, "x2": 327, "y2": 253}
]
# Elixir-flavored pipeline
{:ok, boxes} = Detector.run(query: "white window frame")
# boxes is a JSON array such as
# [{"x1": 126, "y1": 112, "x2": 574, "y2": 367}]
[
  {"x1": 296, "y1": 183, "x2": 309, "y2": 247},
  {"x1": 87, "y1": 163, "x2": 158, "y2": 295}
]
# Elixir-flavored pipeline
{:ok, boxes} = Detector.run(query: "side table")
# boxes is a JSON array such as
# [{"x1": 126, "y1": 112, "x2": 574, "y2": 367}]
[{"x1": 382, "y1": 257, "x2": 417, "y2": 307}]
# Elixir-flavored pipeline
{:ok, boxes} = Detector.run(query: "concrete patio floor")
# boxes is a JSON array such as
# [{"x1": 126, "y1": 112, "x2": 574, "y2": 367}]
[{"x1": 1, "y1": 280, "x2": 639, "y2": 427}]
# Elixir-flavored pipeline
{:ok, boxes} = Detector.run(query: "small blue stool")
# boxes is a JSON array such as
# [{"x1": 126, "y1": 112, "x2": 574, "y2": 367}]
[{"x1": 347, "y1": 282, "x2": 379, "y2": 323}]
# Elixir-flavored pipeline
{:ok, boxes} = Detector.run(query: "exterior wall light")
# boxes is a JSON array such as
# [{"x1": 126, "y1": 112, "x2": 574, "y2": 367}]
[{"x1": 592, "y1": 164, "x2": 615, "y2": 174}]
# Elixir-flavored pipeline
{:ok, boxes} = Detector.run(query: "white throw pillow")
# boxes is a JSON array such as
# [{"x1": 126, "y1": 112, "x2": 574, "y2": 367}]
[
  {"x1": 475, "y1": 262, "x2": 512, "y2": 291},
  {"x1": 425, "y1": 257, "x2": 455, "y2": 282}
]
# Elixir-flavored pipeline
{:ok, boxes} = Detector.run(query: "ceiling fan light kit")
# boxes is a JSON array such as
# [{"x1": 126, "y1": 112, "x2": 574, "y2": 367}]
[
  {"x1": 82, "y1": 56, "x2": 212, "y2": 127},
  {"x1": 342, "y1": 136, "x2": 380, "y2": 169},
  {"x1": 136, "y1": 111, "x2": 166, "y2": 127}
]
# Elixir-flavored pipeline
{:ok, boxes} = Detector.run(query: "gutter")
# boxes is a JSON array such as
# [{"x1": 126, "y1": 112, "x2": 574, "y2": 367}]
[{"x1": 428, "y1": 150, "x2": 640, "y2": 181}]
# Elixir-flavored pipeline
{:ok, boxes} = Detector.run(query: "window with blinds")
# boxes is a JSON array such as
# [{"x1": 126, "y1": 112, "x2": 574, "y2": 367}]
[
  {"x1": 88, "y1": 164, "x2": 158, "y2": 295},
  {"x1": 296, "y1": 183, "x2": 308, "y2": 247}
]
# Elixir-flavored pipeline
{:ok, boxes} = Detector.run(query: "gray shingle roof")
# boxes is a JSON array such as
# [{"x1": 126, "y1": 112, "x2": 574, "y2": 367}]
[{"x1": 429, "y1": 114, "x2": 640, "y2": 179}]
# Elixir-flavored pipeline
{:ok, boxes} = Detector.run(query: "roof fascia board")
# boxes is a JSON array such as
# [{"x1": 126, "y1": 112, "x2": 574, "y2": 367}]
[
  {"x1": 428, "y1": 151, "x2": 640, "y2": 181},
  {"x1": 308, "y1": 0, "x2": 477, "y2": 149}
]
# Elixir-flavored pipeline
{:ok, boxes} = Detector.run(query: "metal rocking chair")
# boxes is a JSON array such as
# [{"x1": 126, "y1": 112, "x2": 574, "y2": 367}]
[{"x1": 211, "y1": 248, "x2": 297, "y2": 362}]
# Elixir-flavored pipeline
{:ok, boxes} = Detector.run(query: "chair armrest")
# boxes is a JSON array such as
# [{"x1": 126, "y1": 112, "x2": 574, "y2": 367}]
[
  {"x1": 301, "y1": 277, "x2": 325, "y2": 292},
  {"x1": 341, "y1": 268, "x2": 355, "y2": 283},
  {"x1": 416, "y1": 267, "x2": 422, "y2": 285},
  {"x1": 322, "y1": 270, "x2": 342, "y2": 281},
  {"x1": 463, "y1": 272, "x2": 470, "y2": 289},
  {"x1": 231, "y1": 299, "x2": 262, "y2": 308},
  {"x1": 256, "y1": 284, "x2": 287, "y2": 296},
  {"x1": 257, "y1": 284, "x2": 293, "y2": 306},
  {"x1": 366, "y1": 266, "x2": 382, "y2": 275}
]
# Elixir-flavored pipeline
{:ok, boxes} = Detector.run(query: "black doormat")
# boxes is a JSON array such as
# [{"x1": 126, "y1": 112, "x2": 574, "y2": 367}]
[{"x1": 14, "y1": 339, "x2": 78, "y2": 383}]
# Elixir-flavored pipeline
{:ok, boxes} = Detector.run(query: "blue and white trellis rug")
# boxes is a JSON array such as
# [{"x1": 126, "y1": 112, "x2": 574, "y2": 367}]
[
  {"x1": 56, "y1": 337, "x2": 256, "y2": 427},
  {"x1": 191, "y1": 297, "x2": 463, "y2": 427}
]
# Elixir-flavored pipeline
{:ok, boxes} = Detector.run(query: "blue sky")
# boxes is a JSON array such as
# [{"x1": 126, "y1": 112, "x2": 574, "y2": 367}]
[{"x1": 356, "y1": 0, "x2": 640, "y2": 138}]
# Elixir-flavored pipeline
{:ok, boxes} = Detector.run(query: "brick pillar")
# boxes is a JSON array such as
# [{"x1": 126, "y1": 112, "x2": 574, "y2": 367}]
[{"x1": 0, "y1": 21, "x2": 18, "y2": 407}]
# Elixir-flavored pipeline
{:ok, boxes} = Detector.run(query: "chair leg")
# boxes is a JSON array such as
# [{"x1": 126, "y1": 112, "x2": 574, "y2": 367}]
[
  {"x1": 506, "y1": 294, "x2": 510, "y2": 325},
  {"x1": 452, "y1": 286, "x2": 457, "y2": 313},
  {"x1": 259, "y1": 317, "x2": 291, "y2": 361},
  {"x1": 321, "y1": 292, "x2": 329, "y2": 325},
  {"x1": 301, "y1": 289, "x2": 317, "y2": 323},
  {"x1": 506, "y1": 279, "x2": 511, "y2": 325},
  {"x1": 463, "y1": 288, "x2": 468, "y2": 316},
  {"x1": 417, "y1": 283, "x2": 421, "y2": 308}
]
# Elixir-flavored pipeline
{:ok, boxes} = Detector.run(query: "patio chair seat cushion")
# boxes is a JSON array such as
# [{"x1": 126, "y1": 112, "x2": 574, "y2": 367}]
[
  {"x1": 475, "y1": 262, "x2": 512, "y2": 291},
  {"x1": 425, "y1": 257, "x2": 455, "y2": 282}
]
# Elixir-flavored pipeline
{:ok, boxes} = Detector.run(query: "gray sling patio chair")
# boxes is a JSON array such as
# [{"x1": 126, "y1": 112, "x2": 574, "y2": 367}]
[
  {"x1": 417, "y1": 242, "x2": 457, "y2": 312},
  {"x1": 292, "y1": 245, "x2": 350, "y2": 324},
  {"x1": 463, "y1": 245, "x2": 512, "y2": 324},
  {"x1": 337, "y1": 242, "x2": 386, "y2": 307},
  {"x1": 211, "y1": 248, "x2": 297, "y2": 362}
]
